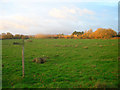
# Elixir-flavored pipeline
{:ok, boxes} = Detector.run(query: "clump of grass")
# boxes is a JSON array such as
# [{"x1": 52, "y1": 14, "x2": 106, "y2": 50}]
[
  {"x1": 70, "y1": 45, "x2": 73, "y2": 47},
  {"x1": 79, "y1": 42, "x2": 82, "y2": 44},
  {"x1": 63, "y1": 45, "x2": 68, "y2": 47},
  {"x1": 64, "y1": 45, "x2": 73, "y2": 47},
  {"x1": 54, "y1": 54, "x2": 59, "y2": 57},
  {"x1": 91, "y1": 65, "x2": 96, "y2": 68},
  {"x1": 27, "y1": 40, "x2": 32, "y2": 42},
  {"x1": 94, "y1": 82, "x2": 107, "y2": 88},
  {"x1": 99, "y1": 45, "x2": 103, "y2": 47},
  {"x1": 55, "y1": 44, "x2": 73, "y2": 47},
  {"x1": 75, "y1": 44, "x2": 78, "y2": 48},
  {"x1": 112, "y1": 44, "x2": 115, "y2": 46},
  {"x1": 83, "y1": 46, "x2": 88, "y2": 49},
  {"x1": 118, "y1": 57, "x2": 120, "y2": 61},
  {"x1": 96, "y1": 43, "x2": 99, "y2": 45},
  {"x1": 55, "y1": 45, "x2": 61, "y2": 47}
]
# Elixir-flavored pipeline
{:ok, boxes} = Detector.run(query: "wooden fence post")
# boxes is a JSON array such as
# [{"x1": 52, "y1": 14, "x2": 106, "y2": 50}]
[{"x1": 22, "y1": 38, "x2": 25, "y2": 78}]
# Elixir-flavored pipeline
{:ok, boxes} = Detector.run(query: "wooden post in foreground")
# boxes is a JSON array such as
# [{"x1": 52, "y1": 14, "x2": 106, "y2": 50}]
[{"x1": 22, "y1": 38, "x2": 25, "y2": 78}]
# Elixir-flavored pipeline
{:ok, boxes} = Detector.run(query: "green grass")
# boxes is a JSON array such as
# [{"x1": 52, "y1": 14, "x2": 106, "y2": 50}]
[{"x1": 2, "y1": 39, "x2": 118, "y2": 88}]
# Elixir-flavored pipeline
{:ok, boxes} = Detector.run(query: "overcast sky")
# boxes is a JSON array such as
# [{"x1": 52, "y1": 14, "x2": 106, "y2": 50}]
[{"x1": 0, "y1": 0, "x2": 119, "y2": 35}]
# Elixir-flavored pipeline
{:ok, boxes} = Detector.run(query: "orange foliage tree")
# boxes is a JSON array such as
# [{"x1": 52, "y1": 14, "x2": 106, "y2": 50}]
[
  {"x1": 91, "y1": 28, "x2": 117, "y2": 39},
  {"x1": 78, "y1": 29, "x2": 93, "y2": 39}
]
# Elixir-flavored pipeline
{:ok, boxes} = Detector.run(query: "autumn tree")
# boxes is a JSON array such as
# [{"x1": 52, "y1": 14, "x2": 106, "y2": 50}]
[
  {"x1": 6, "y1": 32, "x2": 13, "y2": 39},
  {"x1": 79, "y1": 29, "x2": 93, "y2": 39},
  {"x1": 1, "y1": 32, "x2": 13, "y2": 39},
  {"x1": 2, "y1": 33, "x2": 7, "y2": 39},
  {"x1": 91, "y1": 28, "x2": 117, "y2": 39},
  {"x1": 57, "y1": 33, "x2": 64, "y2": 39}
]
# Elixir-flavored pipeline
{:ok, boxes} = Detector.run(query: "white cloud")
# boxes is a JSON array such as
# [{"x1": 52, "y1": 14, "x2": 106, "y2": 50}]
[
  {"x1": 49, "y1": 7, "x2": 95, "y2": 19},
  {"x1": 0, "y1": 20, "x2": 28, "y2": 30},
  {"x1": 81, "y1": 8, "x2": 95, "y2": 15},
  {"x1": 49, "y1": 8, "x2": 66, "y2": 18},
  {"x1": 49, "y1": 7, "x2": 77, "y2": 19},
  {"x1": 0, "y1": 5, "x2": 96, "y2": 35}
]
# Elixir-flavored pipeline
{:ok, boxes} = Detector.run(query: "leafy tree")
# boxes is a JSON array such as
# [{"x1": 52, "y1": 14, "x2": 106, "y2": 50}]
[
  {"x1": 2, "y1": 33, "x2": 7, "y2": 39},
  {"x1": 57, "y1": 33, "x2": 64, "y2": 39},
  {"x1": 6, "y1": 32, "x2": 13, "y2": 39},
  {"x1": 72, "y1": 31, "x2": 84, "y2": 36},
  {"x1": 80, "y1": 29, "x2": 93, "y2": 39}
]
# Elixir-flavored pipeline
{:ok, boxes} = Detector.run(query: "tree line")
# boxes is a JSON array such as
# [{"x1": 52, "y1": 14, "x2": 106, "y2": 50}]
[
  {"x1": 77, "y1": 28, "x2": 118, "y2": 39},
  {"x1": 0, "y1": 28, "x2": 119, "y2": 39},
  {"x1": 0, "y1": 32, "x2": 32, "y2": 39},
  {"x1": 35, "y1": 28, "x2": 119, "y2": 39}
]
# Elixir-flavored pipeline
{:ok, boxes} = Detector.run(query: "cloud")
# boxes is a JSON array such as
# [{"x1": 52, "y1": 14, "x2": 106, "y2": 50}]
[
  {"x1": 49, "y1": 8, "x2": 66, "y2": 18},
  {"x1": 49, "y1": 7, "x2": 95, "y2": 19},
  {"x1": 80, "y1": 8, "x2": 95, "y2": 15},
  {"x1": 49, "y1": 7, "x2": 76, "y2": 19},
  {"x1": 0, "y1": 14, "x2": 77, "y2": 35},
  {"x1": 0, "y1": 20, "x2": 28, "y2": 30}
]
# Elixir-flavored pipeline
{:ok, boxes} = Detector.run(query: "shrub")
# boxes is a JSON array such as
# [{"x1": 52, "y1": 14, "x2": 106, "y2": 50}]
[{"x1": 32, "y1": 56, "x2": 49, "y2": 64}]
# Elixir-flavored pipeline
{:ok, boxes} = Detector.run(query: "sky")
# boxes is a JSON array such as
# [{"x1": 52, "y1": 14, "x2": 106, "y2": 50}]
[{"x1": 0, "y1": 0, "x2": 119, "y2": 35}]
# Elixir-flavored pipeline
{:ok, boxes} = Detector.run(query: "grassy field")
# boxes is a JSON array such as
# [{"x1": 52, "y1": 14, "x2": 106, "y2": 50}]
[{"x1": 2, "y1": 39, "x2": 118, "y2": 88}]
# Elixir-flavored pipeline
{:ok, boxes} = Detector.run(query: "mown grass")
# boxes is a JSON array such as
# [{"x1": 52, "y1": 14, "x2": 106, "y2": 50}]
[{"x1": 2, "y1": 39, "x2": 118, "y2": 88}]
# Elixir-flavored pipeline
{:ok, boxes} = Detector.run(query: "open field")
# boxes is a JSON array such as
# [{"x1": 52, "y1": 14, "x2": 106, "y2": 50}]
[{"x1": 2, "y1": 39, "x2": 118, "y2": 88}]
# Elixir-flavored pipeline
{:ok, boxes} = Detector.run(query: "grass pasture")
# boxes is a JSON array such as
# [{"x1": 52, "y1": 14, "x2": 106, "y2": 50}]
[{"x1": 2, "y1": 39, "x2": 118, "y2": 88}]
